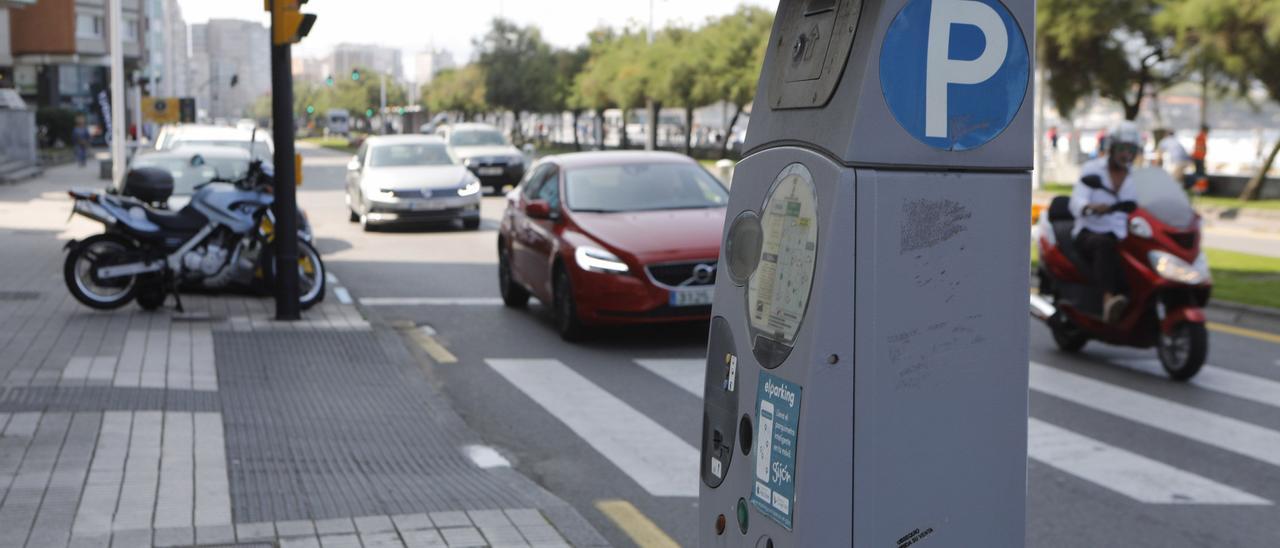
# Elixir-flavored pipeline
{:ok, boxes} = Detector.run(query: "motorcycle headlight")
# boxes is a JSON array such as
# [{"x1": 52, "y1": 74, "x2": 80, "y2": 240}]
[
  {"x1": 574, "y1": 245, "x2": 629, "y2": 274},
  {"x1": 1128, "y1": 217, "x2": 1153, "y2": 239},
  {"x1": 458, "y1": 176, "x2": 481, "y2": 197},
  {"x1": 1148, "y1": 250, "x2": 1210, "y2": 285}
]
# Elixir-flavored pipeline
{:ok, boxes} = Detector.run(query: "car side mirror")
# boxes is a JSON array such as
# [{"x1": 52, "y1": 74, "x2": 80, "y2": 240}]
[
  {"x1": 526, "y1": 200, "x2": 554, "y2": 220},
  {"x1": 347, "y1": 156, "x2": 360, "y2": 171}
]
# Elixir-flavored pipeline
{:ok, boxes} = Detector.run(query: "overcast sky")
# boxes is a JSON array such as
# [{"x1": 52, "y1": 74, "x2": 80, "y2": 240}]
[{"x1": 178, "y1": 0, "x2": 772, "y2": 79}]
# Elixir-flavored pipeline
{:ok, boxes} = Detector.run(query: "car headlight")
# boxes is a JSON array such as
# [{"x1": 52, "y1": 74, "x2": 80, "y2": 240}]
[
  {"x1": 1128, "y1": 217, "x2": 1153, "y2": 239},
  {"x1": 575, "y1": 245, "x2": 629, "y2": 274},
  {"x1": 370, "y1": 188, "x2": 396, "y2": 201},
  {"x1": 458, "y1": 176, "x2": 481, "y2": 197},
  {"x1": 462, "y1": 157, "x2": 474, "y2": 167},
  {"x1": 1148, "y1": 250, "x2": 1210, "y2": 284}
]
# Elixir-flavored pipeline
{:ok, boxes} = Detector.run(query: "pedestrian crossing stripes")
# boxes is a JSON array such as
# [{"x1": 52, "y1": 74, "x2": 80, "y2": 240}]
[
  {"x1": 1030, "y1": 362, "x2": 1280, "y2": 469},
  {"x1": 491, "y1": 356, "x2": 1280, "y2": 506},
  {"x1": 485, "y1": 359, "x2": 700, "y2": 498},
  {"x1": 1109, "y1": 358, "x2": 1280, "y2": 410}
]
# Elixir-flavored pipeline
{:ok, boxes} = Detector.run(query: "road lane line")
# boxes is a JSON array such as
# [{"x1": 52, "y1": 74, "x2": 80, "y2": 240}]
[
  {"x1": 486, "y1": 359, "x2": 698, "y2": 497},
  {"x1": 462, "y1": 445, "x2": 511, "y2": 469},
  {"x1": 333, "y1": 287, "x2": 353, "y2": 304},
  {"x1": 1111, "y1": 358, "x2": 1280, "y2": 410},
  {"x1": 638, "y1": 358, "x2": 1273, "y2": 505},
  {"x1": 409, "y1": 328, "x2": 457, "y2": 364},
  {"x1": 635, "y1": 359, "x2": 703, "y2": 397},
  {"x1": 1208, "y1": 322, "x2": 1280, "y2": 345},
  {"x1": 360, "y1": 297, "x2": 504, "y2": 306},
  {"x1": 1028, "y1": 418, "x2": 1269, "y2": 505},
  {"x1": 1031, "y1": 362, "x2": 1280, "y2": 468},
  {"x1": 595, "y1": 499, "x2": 680, "y2": 548}
]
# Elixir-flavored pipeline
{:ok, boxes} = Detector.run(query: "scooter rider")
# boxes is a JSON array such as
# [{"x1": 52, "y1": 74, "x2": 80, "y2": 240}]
[{"x1": 1070, "y1": 121, "x2": 1141, "y2": 323}]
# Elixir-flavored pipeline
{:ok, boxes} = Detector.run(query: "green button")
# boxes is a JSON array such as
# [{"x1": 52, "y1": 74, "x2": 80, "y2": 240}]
[{"x1": 737, "y1": 497, "x2": 749, "y2": 534}]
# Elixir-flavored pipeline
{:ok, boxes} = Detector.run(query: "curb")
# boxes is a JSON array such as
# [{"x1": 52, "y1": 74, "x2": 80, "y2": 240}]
[{"x1": 1209, "y1": 299, "x2": 1280, "y2": 322}]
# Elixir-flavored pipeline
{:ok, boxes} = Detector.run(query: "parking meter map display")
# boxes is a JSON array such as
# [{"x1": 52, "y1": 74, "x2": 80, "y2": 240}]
[
  {"x1": 753, "y1": 371, "x2": 803, "y2": 530},
  {"x1": 748, "y1": 163, "x2": 818, "y2": 346}
]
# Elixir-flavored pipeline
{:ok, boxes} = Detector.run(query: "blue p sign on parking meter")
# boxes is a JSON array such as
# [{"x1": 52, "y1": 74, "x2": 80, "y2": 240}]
[{"x1": 880, "y1": 0, "x2": 1030, "y2": 151}]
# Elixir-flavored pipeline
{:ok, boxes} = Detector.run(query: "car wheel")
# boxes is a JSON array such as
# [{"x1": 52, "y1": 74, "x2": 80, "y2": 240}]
[
  {"x1": 498, "y1": 242, "x2": 529, "y2": 308},
  {"x1": 349, "y1": 207, "x2": 359, "y2": 223},
  {"x1": 553, "y1": 267, "x2": 586, "y2": 341}
]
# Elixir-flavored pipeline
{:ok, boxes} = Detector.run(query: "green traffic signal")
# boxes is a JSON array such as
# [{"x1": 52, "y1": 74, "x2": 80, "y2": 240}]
[
  {"x1": 351, "y1": 70, "x2": 361, "y2": 81},
  {"x1": 365, "y1": 108, "x2": 374, "y2": 117},
  {"x1": 325, "y1": 75, "x2": 334, "y2": 86},
  {"x1": 306, "y1": 105, "x2": 315, "y2": 114}
]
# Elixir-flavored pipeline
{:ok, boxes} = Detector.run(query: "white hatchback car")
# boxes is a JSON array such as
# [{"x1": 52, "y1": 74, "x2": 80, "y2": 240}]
[{"x1": 345, "y1": 135, "x2": 482, "y2": 231}]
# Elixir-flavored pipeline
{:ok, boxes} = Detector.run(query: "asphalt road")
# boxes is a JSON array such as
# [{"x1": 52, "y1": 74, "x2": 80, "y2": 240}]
[{"x1": 298, "y1": 144, "x2": 1280, "y2": 548}]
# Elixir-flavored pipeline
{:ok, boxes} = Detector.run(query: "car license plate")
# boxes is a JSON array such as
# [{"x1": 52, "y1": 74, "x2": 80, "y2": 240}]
[
  {"x1": 669, "y1": 287, "x2": 714, "y2": 307},
  {"x1": 411, "y1": 200, "x2": 445, "y2": 211},
  {"x1": 478, "y1": 167, "x2": 503, "y2": 176}
]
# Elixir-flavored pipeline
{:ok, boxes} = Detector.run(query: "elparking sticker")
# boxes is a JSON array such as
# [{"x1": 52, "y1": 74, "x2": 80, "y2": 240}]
[{"x1": 753, "y1": 371, "x2": 803, "y2": 529}]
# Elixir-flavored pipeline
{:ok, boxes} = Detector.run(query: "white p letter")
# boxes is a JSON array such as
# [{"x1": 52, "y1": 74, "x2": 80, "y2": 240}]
[{"x1": 925, "y1": 0, "x2": 1008, "y2": 138}]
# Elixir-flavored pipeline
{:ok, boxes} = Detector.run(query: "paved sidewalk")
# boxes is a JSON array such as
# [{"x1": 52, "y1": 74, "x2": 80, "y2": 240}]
[{"x1": 0, "y1": 164, "x2": 608, "y2": 547}]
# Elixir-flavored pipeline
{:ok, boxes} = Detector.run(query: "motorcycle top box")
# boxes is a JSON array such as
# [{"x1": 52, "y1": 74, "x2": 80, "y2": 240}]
[{"x1": 123, "y1": 167, "x2": 175, "y2": 204}]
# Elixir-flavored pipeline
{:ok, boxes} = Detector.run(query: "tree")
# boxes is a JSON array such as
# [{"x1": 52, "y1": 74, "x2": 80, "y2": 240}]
[
  {"x1": 603, "y1": 31, "x2": 650, "y2": 149},
  {"x1": 1039, "y1": 0, "x2": 1183, "y2": 120},
  {"x1": 551, "y1": 46, "x2": 590, "y2": 150},
  {"x1": 647, "y1": 26, "x2": 713, "y2": 154},
  {"x1": 474, "y1": 19, "x2": 558, "y2": 143},
  {"x1": 699, "y1": 6, "x2": 773, "y2": 157},
  {"x1": 1162, "y1": 0, "x2": 1280, "y2": 200},
  {"x1": 422, "y1": 65, "x2": 488, "y2": 120},
  {"x1": 572, "y1": 28, "x2": 621, "y2": 149}
]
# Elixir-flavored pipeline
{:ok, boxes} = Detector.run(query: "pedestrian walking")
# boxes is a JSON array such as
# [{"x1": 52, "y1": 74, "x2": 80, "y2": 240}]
[
  {"x1": 1192, "y1": 124, "x2": 1209, "y2": 179},
  {"x1": 71, "y1": 116, "x2": 90, "y2": 168},
  {"x1": 1157, "y1": 128, "x2": 1191, "y2": 186}
]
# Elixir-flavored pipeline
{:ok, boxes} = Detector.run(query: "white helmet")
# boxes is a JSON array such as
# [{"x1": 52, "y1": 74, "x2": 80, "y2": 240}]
[{"x1": 1109, "y1": 120, "x2": 1141, "y2": 149}]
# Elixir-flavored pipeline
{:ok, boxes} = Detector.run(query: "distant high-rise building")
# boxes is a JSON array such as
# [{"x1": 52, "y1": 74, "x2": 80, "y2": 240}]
[
  {"x1": 331, "y1": 43, "x2": 402, "y2": 82},
  {"x1": 414, "y1": 49, "x2": 454, "y2": 86},
  {"x1": 189, "y1": 19, "x2": 269, "y2": 121},
  {"x1": 291, "y1": 56, "x2": 331, "y2": 84},
  {"x1": 143, "y1": 0, "x2": 189, "y2": 98}
]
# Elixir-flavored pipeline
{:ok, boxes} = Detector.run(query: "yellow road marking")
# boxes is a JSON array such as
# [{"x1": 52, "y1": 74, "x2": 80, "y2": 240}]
[
  {"x1": 1209, "y1": 322, "x2": 1280, "y2": 345},
  {"x1": 595, "y1": 499, "x2": 680, "y2": 548},
  {"x1": 407, "y1": 328, "x2": 458, "y2": 364}
]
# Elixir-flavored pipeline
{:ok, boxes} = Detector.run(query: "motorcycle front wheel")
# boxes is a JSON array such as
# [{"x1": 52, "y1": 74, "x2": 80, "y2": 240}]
[
  {"x1": 64, "y1": 234, "x2": 139, "y2": 310},
  {"x1": 1158, "y1": 322, "x2": 1207, "y2": 381}
]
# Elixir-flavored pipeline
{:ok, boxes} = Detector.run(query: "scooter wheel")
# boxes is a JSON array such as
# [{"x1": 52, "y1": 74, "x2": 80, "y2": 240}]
[
  {"x1": 1050, "y1": 315, "x2": 1089, "y2": 353},
  {"x1": 1158, "y1": 322, "x2": 1207, "y2": 381}
]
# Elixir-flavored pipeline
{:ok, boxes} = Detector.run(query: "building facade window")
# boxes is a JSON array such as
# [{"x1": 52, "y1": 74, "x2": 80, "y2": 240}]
[
  {"x1": 124, "y1": 17, "x2": 139, "y2": 42},
  {"x1": 76, "y1": 14, "x2": 103, "y2": 39}
]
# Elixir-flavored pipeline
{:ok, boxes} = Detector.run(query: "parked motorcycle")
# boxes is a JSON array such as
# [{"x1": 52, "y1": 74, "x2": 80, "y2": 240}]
[
  {"x1": 1030, "y1": 167, "x2": 1211, "y2": 380},
  {"x1": 63, "y1": 158, "x2": 325, "y2": 311}
]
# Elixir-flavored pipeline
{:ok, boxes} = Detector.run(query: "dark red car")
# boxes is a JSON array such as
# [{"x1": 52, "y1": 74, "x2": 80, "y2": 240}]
[{"x1": 497, "y1": 151, "x2": 729, "y2": 340}]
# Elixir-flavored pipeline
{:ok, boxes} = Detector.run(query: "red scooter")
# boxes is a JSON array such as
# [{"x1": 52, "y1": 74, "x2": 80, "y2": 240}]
[{"x1": 1031, "y1": 168, "x2": 1212, "y2": 380}]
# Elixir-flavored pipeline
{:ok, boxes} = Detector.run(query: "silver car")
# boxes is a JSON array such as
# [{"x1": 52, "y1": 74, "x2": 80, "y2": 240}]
[{"x1": 345, "y1": 135, "x2": 483, "y2": 231}]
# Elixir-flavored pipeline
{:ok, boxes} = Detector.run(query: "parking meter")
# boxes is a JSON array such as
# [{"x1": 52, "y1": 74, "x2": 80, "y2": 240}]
[{"x1": 700, "y1": 0, "x2": 1032, "y2": 546}]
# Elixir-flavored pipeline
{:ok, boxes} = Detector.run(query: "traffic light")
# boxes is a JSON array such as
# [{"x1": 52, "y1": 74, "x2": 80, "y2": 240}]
[
  {"x1": 351, "y1": 70, "x2": 361, "y2": 82},
  {"x1": 365, "y1": 108, "x2": 374, "y2": 117},
  {"x1": 266, "y1": 0, "x2": 316, "y2": 45},
  {"x1": 305, "y1": 105, "x2": 315, "y2": 114},
  {"x1": 325, "y1": 75, "x2": 334, "y2": 86}
]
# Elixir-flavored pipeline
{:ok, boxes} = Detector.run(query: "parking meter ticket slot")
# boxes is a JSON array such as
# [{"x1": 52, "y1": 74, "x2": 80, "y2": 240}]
[{"x1": 753, "y1": 371, "x2": 803, "y2": 530}]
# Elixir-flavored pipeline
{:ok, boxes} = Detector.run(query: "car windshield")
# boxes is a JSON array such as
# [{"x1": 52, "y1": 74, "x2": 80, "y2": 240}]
[
  {"x1": 565, "y1": 162, "x2": 729, "y2": 213},
  {"x1": 449, "y1": 129, "x2": 506, "y2": 147},
  {"x1": 174, "y1": 139, "x2": 272, "y2": 161},
  {"x1": 1129, "y1": 167, "x2": 1196, "y2": 229},
  {"x1": 132, "y1": 155, "x2": 250, "y2": 195},
  {"x1": 369, "y1": 143, "x2": 455, "y2": 167}
]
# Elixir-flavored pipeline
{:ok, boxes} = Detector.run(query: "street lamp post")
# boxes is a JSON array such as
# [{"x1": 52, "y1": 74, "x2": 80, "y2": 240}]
[
  {"x1": 644, "y1": 0, "x2": 658, "y2": 151},
  {"x1": 108, "y1": 0, "x2": 126, "y2": 187}
]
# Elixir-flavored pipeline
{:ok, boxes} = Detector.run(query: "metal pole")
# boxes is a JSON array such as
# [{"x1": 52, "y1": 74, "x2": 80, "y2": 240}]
[
  {"x1": 1033, "y1": 65, "x2": 1046, "y2": 190},
  {"x1": 644, "y1": 0, "x2": 657, "y2": 151},
  {"x1": 380, "y1": 73, "x2": 387, "y2": 135},
  {"x1": 108, "y1": 0, "x2": 126, "y2": 186},
  {"x1": 132, "y1": 74, "x2": 143, "y2": 145},
  {"x1": 271, "y1": 28, "x2": 301, "y2": 320}
]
